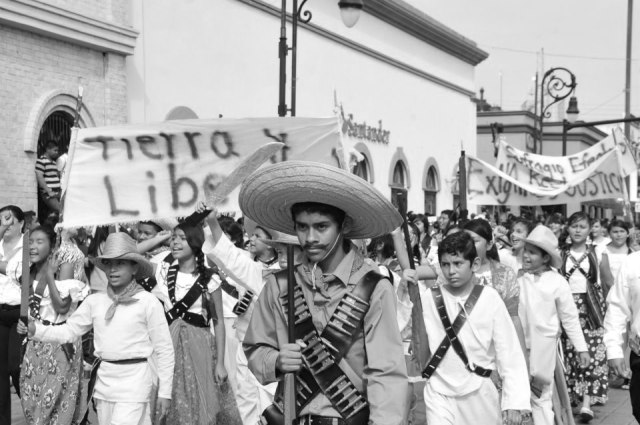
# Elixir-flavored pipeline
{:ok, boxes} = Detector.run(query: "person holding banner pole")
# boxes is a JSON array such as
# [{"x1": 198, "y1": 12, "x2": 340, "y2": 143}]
[
  {"x1": 17, "y1": 225, "x2": 88, "y2": 425},
  {"x1": 0, "y1": 205, "x2": 26, "y2": 425},
  {"x1": 201, "y1": 207, "x2": 280, "y2": 425}
]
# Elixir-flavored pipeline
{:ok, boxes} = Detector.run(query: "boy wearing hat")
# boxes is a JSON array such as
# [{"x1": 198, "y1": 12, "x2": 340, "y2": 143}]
[
  {"x1": 517, "y1": 225, "x2": 589, "y2": 425},
  {"x1": 201, "y1": 209, "x2": 288, "y2": 425},
  {"x1": 421, "y1": 232, "x2": 530, "y2": 425},
  {"x1": 240, "y1": 161, "x2": 408, "y2": 425},
  {"x1": 24, "y1": 233, "x2": 174, "y2": 425}
]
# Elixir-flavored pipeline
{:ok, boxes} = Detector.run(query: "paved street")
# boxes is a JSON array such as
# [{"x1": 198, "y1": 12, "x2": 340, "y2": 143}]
[{"x1": 8, "y1": 387, "x2": 637, "y2": 424}]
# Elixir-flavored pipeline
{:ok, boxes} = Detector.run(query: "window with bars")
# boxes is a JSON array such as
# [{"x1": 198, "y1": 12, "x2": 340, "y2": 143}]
[{"x1": 37, "y1": 111, "x2": 74, "y2": 157}]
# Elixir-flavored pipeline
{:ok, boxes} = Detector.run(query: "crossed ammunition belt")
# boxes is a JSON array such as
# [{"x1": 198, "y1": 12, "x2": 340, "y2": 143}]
[{"x1": 279, "y1": 279, "x2": 376, "y2": 422}]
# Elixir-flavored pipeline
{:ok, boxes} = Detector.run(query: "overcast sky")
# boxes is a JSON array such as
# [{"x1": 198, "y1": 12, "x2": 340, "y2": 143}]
[{"x1": 410, "y1": 1, "x2": 640, "y2": 122}]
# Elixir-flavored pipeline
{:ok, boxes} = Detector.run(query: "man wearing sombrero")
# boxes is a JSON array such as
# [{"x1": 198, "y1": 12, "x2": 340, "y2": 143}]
[
  {"x1": 202, "y1": 211, "x2": 297, "y2": 425},
  {"x1": 24, "y1": 232, "x2": 175, "y2": 425},
  {"x1": 241, "y1": 161, "x2": 408, "y2": 425}
]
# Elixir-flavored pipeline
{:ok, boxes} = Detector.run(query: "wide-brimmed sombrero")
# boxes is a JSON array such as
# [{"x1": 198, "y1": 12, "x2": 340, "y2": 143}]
[
  {"x1": 95, "y1": 233, "x2": 155, "y2": 279},
  {"x1": 523, "y1": 225, "x2": 562, "y2": 269},
  {"x1": 239, "y1": 161, "x2": 403, "y2": 239}
]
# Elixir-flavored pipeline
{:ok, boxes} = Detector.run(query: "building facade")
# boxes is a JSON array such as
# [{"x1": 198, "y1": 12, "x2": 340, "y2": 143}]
[
  {"x1": 127, "y1": 0, "x2": 488, "y2": 216},
  {"x1": 0, "y1": 0, "x2": 137, "y2": 211}
]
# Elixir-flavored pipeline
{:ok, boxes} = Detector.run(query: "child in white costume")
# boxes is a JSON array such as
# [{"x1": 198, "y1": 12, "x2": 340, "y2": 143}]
[
  {"x1": 23, "y1": 233, "x2": 174, "y2": 425},
  {"x1": 517, "y1": 226, "x2": 590, "y2": 425},
  {"x1": 421, "y1": 232, "x2": 531, "y2": 425}
]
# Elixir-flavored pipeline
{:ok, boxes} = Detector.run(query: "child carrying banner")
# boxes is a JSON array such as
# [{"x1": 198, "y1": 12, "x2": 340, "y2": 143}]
[
  {"x1": 517, "y1": 225, "x2": 590, "y2": 425},
  {"x1": 18, "y1": 226, "x2": 88, "y2": 424},
  {"x1": 420, "y1": 232, "x2": 530, "y2": 425}
]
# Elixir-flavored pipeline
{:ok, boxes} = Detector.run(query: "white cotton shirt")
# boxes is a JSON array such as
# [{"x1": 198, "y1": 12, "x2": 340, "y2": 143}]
[
  {"x1": 0, "y1": 237, "x2": 23, "y2": 305},
  {"x1": 202, "y1": 229, "x2": 278, "y2": 341},
  {"x1": 30, "y1": 279, "x2": 88, "y2": 323},
  {"x1": 150, "y1": 253, "x2": 220, "y2": 315},
  {"x1": 34, "y1": 290, "x2": 175, "y2": 401},
  {"x1": 605, "y1": 251, "x2": 640, "y2": 359},
  {"x1": 518, "y1": 270, "x2": 587, "y2": 351},
  {"x1": 421, "y1": 284, "x2": 530, "y2": 411}
]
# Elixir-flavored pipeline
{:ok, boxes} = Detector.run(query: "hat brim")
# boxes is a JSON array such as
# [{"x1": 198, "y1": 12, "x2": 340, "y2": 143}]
[
  {"x1": 523, "y1": 239, "x2": 562, "y2": 269},
  {"x1": 259, "y1": 234, "x2": 300, "y2": 247},
  {"x1": 239, "y1": 161, "x2": 403, "y2": 239},
  {"x1": 96, "y1": 252, "x2": 154, "y2": 280}
]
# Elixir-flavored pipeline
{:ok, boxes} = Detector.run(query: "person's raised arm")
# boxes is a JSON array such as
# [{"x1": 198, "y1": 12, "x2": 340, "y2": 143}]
[{"x1": 137, "y1": 231, "x2": 171, "y2": 254}]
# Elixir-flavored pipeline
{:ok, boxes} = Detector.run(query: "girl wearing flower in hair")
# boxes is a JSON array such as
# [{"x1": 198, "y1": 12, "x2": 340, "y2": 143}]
[
  {"x1": 150, "y1": 220, "x2": 241, "y2": 425},
  {"x1": 559, "y1": 212, "x2": 608, "y2": 422},
  {"x1": 517, "y1": 225, "x2": 589, "y2": 425},
  {"x1": 18, "y1": 225, "x2": 87, "y2": 424}
]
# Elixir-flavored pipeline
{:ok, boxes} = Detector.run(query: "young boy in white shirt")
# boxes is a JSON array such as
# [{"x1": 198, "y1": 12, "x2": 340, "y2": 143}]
[
  {"x1": 22, "y1": 233, "x2": 174, "y2": 425},
  {"x1": 421, "y1": 231, "x2": 530, "y2": 425},
  {"x1": 517, "y1": 225, "x2": 590, "y2": 425}
]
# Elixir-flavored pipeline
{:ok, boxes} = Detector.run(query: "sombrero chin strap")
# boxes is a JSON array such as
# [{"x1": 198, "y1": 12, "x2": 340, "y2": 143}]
[{"x1": 310, "y1": 234, "x2": 342, "y2": 290}]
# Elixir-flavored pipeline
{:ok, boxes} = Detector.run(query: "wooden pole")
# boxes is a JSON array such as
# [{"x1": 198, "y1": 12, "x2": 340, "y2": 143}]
[
  {"x1": 19, "y1": 216, "x2": 33, "y2": 326},
  {"x1": 459, "y1": 150, "x2": 467, "y2": 212},
  {"x1": 396, "y1": 189, "x2": 430, "y2": 368},
  {"x1": 283, "y1": 245, "x2": 296, "y2": 425}
]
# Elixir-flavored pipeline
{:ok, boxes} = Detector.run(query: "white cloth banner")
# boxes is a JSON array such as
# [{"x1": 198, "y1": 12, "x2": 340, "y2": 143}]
[
  {"x1": 61, "y1": 117, "x2": 344, "y2": 228},
  {"x1": 467, "y1": 154, "x2": 625, "y2": 206},
  {"x1": 495, "y1": 128, "x2": 637, "y2": 193}
]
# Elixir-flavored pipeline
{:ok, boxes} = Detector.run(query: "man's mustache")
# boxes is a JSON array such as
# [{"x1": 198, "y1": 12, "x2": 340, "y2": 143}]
[{"x1": 303, "y1": 243, "x2": 325, "y2": 250}]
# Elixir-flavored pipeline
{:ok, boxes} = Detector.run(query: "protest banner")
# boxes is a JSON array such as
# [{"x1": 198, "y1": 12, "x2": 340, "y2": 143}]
[
  {"x1": 495, "y1": 128, "x2": 637, "y2": 192},
  {"x1": 467, "y1": 154, "x2": 625, "y2": 206},
  {"x1": 60, "y1": 117, "x2": 344, "y2": 228}
]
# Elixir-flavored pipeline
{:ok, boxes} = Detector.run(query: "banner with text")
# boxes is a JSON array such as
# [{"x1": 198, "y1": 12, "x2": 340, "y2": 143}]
[
  {"x1": 467, "y1": 154, "x2": 625, "y2": 206},
  {"x1": 61, "y1": 117, "x2": 344, "y2": 228},
  {"x1": 495, "y1": 128, "x2": 636, "y2": 194}
]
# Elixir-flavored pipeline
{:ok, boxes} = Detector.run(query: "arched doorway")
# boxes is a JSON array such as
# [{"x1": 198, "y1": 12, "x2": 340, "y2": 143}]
[
  {"x1": 424, "y1": 166, "x2": 439, "y2": 215},
  {"x1": 390, "y1": 160, "x2": 408, "y2": 209},
  {"x1": 37, "y1": 111, "x2": 74, "y2": 156},
  {"x1": 353, "y1": 154, "x2": 371, "y2": 182},
  {"x1": 36, "y1": 110, "x2": 74, "y2": 223}
]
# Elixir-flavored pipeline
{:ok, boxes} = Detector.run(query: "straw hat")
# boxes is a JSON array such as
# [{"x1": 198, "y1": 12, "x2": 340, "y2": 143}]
[
  {"x1": 239, "y1": 161, "x2": 403, "y2": 239},
  {"x1": 523, "y1": 225, "x2": 562, "y2": 269},
  {"x1": 243, "y1": 217, "x2": 299, "y2": 247},
  {"x1": 96, "y1": 233, "x2": 154, "y2": 279},
  {"x1": 143, "y1": 218, "x2": 179, "y2": 232}
]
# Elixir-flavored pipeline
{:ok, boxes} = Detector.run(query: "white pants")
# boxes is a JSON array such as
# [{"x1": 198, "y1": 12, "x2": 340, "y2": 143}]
[
  {"x1": 531, "y1": 384, "x2": 554, "y2": 425},
  {"x1": 223, "y1": 317, "x2": 239, "y2": 395},
  {"x1": 236, "y1": 344, "x2": 277, "y2": 425},
  {"x1": 96, "y1": 399, "x2": 150, "y2": 425},
  {"x1": 423, "y1": 379, "x2": 501, "y2": 425}
]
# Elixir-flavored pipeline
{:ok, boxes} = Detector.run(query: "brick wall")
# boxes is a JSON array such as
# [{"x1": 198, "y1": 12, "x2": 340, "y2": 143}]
[{"x1": 0, "y1": 0, "x2": 129, "y2": 211}]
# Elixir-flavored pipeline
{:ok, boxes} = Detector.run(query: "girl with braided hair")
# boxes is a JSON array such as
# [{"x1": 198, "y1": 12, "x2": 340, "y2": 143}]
[{"x1": 150, "y1": 221, "x2": 241, "y2": 425}]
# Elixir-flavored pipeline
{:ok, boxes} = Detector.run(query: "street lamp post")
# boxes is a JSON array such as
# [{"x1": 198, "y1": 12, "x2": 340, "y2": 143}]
[
  {"x1": 536, "y1": 67, "x2": 577, "y2": 154},
  {"x1": 277, "y1": 0, "x2": 364, "y2": 118},
  {"x1": 563, "y1": 115, "x2": 640, "y2": 146}
]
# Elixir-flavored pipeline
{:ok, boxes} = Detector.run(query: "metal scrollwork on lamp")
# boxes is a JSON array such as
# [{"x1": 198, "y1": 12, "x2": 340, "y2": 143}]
[{"x1": 535, "y1": 67, "x2": 577, "y2": 153}]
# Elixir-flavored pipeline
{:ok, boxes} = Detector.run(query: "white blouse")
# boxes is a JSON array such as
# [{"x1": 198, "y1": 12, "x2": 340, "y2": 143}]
[
  {"x1": 151, "y1": 253, "x2": 220, "y2": 315},
  {"x1": 30, "y1": 279, "x2": 88, "y2": 323},
  {"x1": 566, "y1": 249, "x2": 590, "y2": 294},
  {"x1": 0, "y1": 237, "x2": 23, "y2": 305}
]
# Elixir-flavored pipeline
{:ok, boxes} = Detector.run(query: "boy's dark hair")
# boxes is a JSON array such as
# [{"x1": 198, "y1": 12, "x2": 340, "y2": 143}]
[
  {"x1": 438, "y1": 231, "x2": 477, "y2": 264},
  {"x1": 291, "y1": 202, "x2": 346, "y2": 228},
  {"x1": 368, "y1": 234, "x2": 395, "y2": 260},
  {"x1": 44, "y1": 140, "x2": 58, "y2": 149},
  {"x1": 139, "y1": 221, "x2": 163, "y2": 233},
  {"x1": 608, "y1": 219, "x2": 630, "y2": 234}
]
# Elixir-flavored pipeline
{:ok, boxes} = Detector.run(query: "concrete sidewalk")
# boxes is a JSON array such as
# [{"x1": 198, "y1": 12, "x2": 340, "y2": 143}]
[{"x1": 9, "y1": 387, "x2": 637, "y2": 424}]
